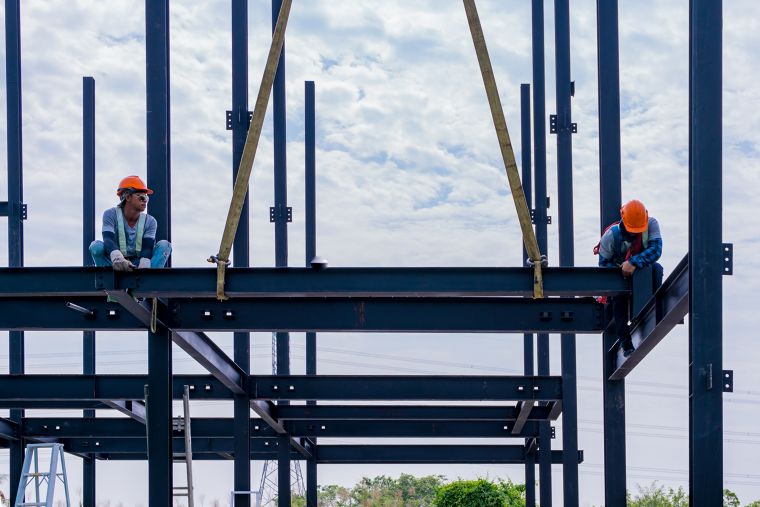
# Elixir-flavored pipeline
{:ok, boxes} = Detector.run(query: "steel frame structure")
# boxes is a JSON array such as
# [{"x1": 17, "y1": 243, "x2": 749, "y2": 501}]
[{"x1": 1, "y1": 1, "x2": 725, "y2": 506}]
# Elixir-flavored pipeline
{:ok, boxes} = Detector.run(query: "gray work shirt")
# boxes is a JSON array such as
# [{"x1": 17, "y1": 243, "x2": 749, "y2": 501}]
[{"x1": 102, "y1": 207, "x2": 157, "y2": 257}]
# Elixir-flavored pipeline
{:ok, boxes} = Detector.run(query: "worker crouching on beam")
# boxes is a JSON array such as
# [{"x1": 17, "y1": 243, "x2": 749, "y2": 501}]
[
  {"x1": 595, "y1": 199, "x2": 663, "y2": 356},
  {"x1": 89, "y1": 175, "x2": 172, "y2": 271}
]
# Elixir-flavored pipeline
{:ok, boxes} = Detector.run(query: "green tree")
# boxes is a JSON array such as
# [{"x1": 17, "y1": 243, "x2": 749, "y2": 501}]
[
  {"x1": 744, "y1": 501, "x2": 760, "y2": 507},
  {"x1": 435, "y1": 478, "x2": 525, "y2": 507},
  {"x1": 627, "y1": 482, "x2": 688, "y2": 507},
  {"x1": 724, "y1": 489, "x2": 741, "y2": 507}
]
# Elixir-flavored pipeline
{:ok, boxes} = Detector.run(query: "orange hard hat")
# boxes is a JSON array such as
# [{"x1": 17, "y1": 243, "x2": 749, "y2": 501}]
[
  {"x1": 117, "y1": 175, "x2": 153, "y2": 197},
  {"x1": 620, "y1": 199, "x2": 648, "y2": 233}
]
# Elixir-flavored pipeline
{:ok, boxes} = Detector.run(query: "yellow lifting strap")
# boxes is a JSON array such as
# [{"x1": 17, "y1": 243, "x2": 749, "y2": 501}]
[
  {"x1": 209, "y1": 0, "x2": 294, "y2": 300},
  {"x1": 463, "y1": 0, "x2": 545, "y2": 298}
]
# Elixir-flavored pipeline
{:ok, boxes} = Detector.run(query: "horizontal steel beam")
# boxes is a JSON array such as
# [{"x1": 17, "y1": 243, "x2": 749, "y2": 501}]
[
  {"x1": 0, "y1": 266, "x2": 629, "y2": 298},
  {"x1": 284, "y1": 420, "x2": 539, "y2": 438},
  {"x1": 273, "y1": 403, "x2": 559, "y2": 421},
  {"x1": 610, "y1": 254, "x2": 689, "y2": 380},
  {"x1": 0, "y1": 296, "x2": 606, "y2": 333},
  {"x1": 77, "y1": 444, "x2": 581, "y2": 464},
  {"x1": 22, "y1": 417, "x2": 538, "y2": 439},
  {"x1": 0, "y1": 298, "x2": 144, "y2": 330},
  {"x1": 22, "y1": 418, "x2": 275, "y2": 438},
  {"x1": 60, "y1": 436, "x2": 284, "y2": 455},
  {"x1": 255, "y1": 375, "x2": 562, "y2": 401},
  {"x1": 0, "y1": 375, "x2": 231, "y2": 401},
  {"x1": 168, "y1": 297, "x2": 605, "y2": 333},
  {"x1": 0, "y1": 374, "x2": 562, "y2": 402},
  {"x1": 316, "y1": 445, "x2": 583, "y2": 464}
]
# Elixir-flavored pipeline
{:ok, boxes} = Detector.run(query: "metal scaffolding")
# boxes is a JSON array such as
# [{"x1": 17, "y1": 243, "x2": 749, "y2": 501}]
[{"x1": 0, "y1": 1, "x2": 727, "y2": 506}]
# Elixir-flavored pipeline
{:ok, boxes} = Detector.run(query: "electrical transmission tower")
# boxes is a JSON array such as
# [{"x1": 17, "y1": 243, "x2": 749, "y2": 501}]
[{"x1": 256, "y1": 333, "x2": 305, "y2": 505}]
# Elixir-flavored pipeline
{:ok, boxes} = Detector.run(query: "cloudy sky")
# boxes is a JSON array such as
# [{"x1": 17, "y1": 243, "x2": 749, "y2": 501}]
[{"x1": 1, "y1": 0, "x2": 759, "y2": 505}]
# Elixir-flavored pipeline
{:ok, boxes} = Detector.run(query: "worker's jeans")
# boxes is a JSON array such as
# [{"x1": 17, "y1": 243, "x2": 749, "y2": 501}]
[
  {"x1": 89, "y1": 240, "x2": 172, "y2": 268},
  {"x1": 612, "y1": 262, "x2": 663, "y2": 350}
]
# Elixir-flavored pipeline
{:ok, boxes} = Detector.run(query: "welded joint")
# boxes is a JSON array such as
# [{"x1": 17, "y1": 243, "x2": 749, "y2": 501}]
[{"x1": 722, "y1": 243, "x2": 733, "y2": 275}]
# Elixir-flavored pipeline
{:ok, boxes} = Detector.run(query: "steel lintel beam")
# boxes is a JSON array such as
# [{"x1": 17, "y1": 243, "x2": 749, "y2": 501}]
[
  {"x1": 0, "y1": 375, "x2": 230, "y2": 401},
  {"x1": 22, "y1": 417, "x2": 538, "y2": 439},
  {"x1": 316, "y1": 445, "x2": 583, "y2": 465},
  {"x1": 609, "y1": 254, "x2": 689, "y2": 380},
  {"x1": 253, "y1": 375, "x2": 562, "y2": 401},
  {"x1": 0, "y1": 266, "x2": 628, "y2": 298},
  {"x1": 169, "y1": 297, "x2": 604, "y2": 333},
  {"x1": 0, "y1": 374, "x2": 562, "y2": 402},
  {"x1": 274, "y1": 404, "x2": 557, "y2": 421},
  {"x1": 0, "y1": 296, "x2": 605, "y2": 333}
]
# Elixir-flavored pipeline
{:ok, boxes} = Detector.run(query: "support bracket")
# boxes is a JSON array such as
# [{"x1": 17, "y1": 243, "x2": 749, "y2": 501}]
[
  {"x1": 0, "y1": 201, "x2": 27, "y2": 220},
  {"x1": 226, "y1": 110, "x2": 253, "y2": 131},
  {"x1": 270, "y1": 205, "x2": 293, "y2": 223},
  {"x1": 722, "y1": 243, "x2": 733, "y2": 275},
  {"x1": 549, "y1": 114, "x2": 577, "y2": 134},
  {"x1": 530, "y1": 209, "x2": 552, "y2": 225},
  {"x1": 722, "y1": 370, "x2": 733, "y2": 393}
]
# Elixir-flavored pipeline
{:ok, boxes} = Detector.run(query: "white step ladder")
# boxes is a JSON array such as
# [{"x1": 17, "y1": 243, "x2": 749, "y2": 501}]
[
  {"x1": 14, "y1": 443, "x2": 71, "y2": 507},
  {"x1": 172, "y1": 385, "x2": 195, "y2": 507}
]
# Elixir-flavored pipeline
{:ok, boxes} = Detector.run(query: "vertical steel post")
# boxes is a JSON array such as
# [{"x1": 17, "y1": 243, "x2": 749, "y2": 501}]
[
  {"x1": 596, "y1": 2, "x2": 626, "y2": 504},
  {"x1": 531, "y1": 1, "x2": 552, "y2": 503},
  {"x1": 553, "y1": 0, "x2": 579, "y2": 504},
  {"x1": 146, "y1": 0, "x2": 171, "y2": 244},
  {"x1": 5, "y1": 0, "x2": 24, "y2": 499},
  {"x1": 146, "y1": 329, "x2": 173, "y2": 506},
  {"x1": 689, "y1": 0, "x2": 723, "y2": 503},
  {"x1": 271, "y1": 2, "x2": 291, "y2": 504},
  {"x1": 146, "y1": 1, "x2": 173, "y2": 503},
  {"x1": 520, "y1": 84, "x2": 536, "y2": 507},
  {"x1": 232, "y1": 1, "x2": 251, "y2": 504},
  {"x1": 82, "y1": 76, "x2": 97, "y2": 507},
  {"x1": 304, "y1": 80, "x2": 318, "y2": 507}
]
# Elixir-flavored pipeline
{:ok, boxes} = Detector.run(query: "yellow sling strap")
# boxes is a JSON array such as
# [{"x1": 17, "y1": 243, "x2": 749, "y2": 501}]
[
  {"x1": 209, "y1": 0, "x2": 294, "y2": 300},
  {"x1": 463, "y1": 0, "x2": 545, "y2": 298}
]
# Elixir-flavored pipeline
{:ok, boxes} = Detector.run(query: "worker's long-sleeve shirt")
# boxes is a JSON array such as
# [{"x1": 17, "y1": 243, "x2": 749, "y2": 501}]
[{"x1": 597, "y1": 217, "x2": 662, "y2": 268}]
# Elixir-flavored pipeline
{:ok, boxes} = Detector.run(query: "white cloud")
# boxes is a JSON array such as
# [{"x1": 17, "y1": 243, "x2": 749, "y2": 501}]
[{"x1": 1, "y1": 0, "x2": 759, "y2": 504}]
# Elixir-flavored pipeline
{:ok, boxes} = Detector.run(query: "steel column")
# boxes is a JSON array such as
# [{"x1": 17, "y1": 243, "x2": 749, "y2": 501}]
[
  {"x1": 82, "y1": 76, "x2": 97, "y2": 507},
  {"x1": 531, "y1": 1, "x2": 552, "y2": 502},
  {"x1": 520, "y1": 83, "x2": 536, "y2": 507},
  {"x1": 5, "y1": 0, "x2": 24, "y2": 500},
  {"x1": 272, "y1": 2, "x2": 291, "y2": 502},
  {"x1": 596, "y1": 1, "x2": 626, "y2": 502},
  {"x1": 146, "y1": 329, "x2": 173, "y2": 506},
  {"x1": 146, "y1": 1, "x2": 173, "y2": 504},
  {"x1": 554, "y1": 0, "x2": 579, "y2": 504},
  {"x1": 304, "y1": 80, "x2": 318, "y2": 507},
  {"x1": 232, "y1": 1, "x2": 251, "y2": 504},
  {"x1": 146, "y1": 0, "x2": 171, "y2": 245},
  {"x1": 689, "y1": 0, "x2": 723, "y2": 503}
]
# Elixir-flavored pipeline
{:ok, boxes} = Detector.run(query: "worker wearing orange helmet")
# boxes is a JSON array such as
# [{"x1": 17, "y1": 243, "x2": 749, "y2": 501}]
[
  {"x1": 89, "y1": 176, "x2": 172, "y2": 271},
  {"x1": 595, "y1": 199, "x2": 663, "y2": 356}
]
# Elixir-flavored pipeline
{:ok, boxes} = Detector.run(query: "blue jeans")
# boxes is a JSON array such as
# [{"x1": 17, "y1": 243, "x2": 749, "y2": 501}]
[{"x1": 89, "y1": 240, "x2": 172, "y2": 268}]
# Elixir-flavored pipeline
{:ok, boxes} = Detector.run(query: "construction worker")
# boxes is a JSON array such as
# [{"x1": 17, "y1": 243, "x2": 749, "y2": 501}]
[
  {"x1": 89, "y1": 176, "x2": 171, "y2": 271},
  {"x1": 595, "y1": 199, "x2": 663, "y2": 356}
]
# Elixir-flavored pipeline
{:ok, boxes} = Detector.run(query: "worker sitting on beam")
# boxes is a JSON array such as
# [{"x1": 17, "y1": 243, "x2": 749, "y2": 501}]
[
  {"x1": 595, "y1": 199, "x2": 663, "y2": 356},
  {"x1": 89, "y1": 175, "x2": 172, "y2": 271}
]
